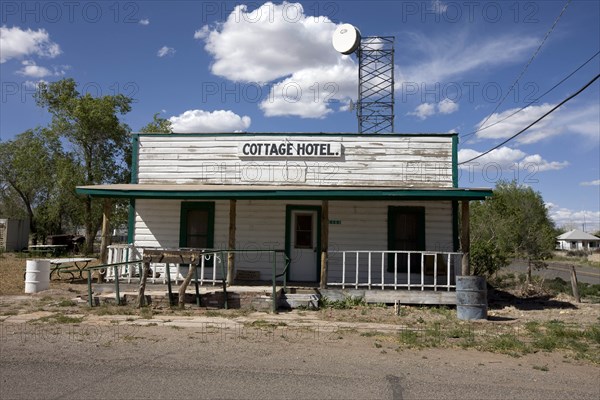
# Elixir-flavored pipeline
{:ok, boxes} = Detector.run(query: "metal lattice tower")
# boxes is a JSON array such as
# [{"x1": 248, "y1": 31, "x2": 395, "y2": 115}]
[{"x1": 357, "y1": 36, "x2": 395, "y2": 134}]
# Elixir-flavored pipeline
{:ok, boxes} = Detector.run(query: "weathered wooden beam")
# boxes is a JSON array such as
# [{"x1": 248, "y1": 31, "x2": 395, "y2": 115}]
[
  {"x1": 137, "y1": 261, "x2": 150, "y2": 308},
  {"x1": 98, "y1": 198, "x2": 112, "y2": 283},
  {"x1": 320, "y1": 200, "x2": 329, "y2": 289},
  {"x1": 178, "y1": 263, "x2": 197, "y2": 309},
  {"x1": 142, "y1": 249, "x2": 200, "y2": 264},
  {"x1": 227, "y1": 199, "x2": 236, "y2": 286},
  {"x1": 461, "y1": 200, "x2": 470, "y2": 276},
  {"x1": 364, "y1": 290, "x2": 457, "y2": 305},
  {"x1": 318, "y1": 289, "x2": 457, "y2": 305}
]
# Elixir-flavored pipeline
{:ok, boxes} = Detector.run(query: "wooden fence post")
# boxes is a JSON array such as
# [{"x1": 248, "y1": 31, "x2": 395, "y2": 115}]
[{"x1": 570, "y1": 265, "x2": 581, "y2": 303}]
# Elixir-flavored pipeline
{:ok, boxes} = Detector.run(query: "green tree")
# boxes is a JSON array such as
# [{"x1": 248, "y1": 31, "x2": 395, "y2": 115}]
[
  {"x1": 470, "y1": 181, "x2": 556, "y2": 282},
  {"x1": 139, "y1": 113, "x2": 173, "y2": 133},
  {"x1": 0, "y1": 128, "x2": 62, "y2": 241},
  {"x1": 0, "y1": 183, "x2": 28, "y2": 220},
  {"x1": 35, "y1": 79, "x2": 132, "y2": 253}
]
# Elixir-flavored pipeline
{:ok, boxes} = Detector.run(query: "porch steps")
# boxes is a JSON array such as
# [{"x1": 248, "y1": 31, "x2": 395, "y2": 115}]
[{"x1": 278, "y1": 289, "x2": 320, "y2": 310}]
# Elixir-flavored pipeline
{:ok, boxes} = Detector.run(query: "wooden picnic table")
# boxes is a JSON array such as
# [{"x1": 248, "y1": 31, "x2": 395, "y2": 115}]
[
  {"x1": 28, "y1": 245, "x2": 68, "y2": 257},
  {"x1": 49, "y1": 258, "x2": 95, "y2": 280}
]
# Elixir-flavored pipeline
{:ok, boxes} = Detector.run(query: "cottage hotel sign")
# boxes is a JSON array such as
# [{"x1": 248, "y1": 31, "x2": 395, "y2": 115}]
[{"x1": 238, "y1": 141, "x2": 342, "y2": 158}]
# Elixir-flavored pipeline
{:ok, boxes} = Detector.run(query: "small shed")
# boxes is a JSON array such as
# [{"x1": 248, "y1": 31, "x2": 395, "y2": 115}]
[
  {"x1": 0, "y1": 218, "x2": 30, "y2": 251},
  {"x1": 556, "y1": 229, "x2": 600, "y2": 251}
]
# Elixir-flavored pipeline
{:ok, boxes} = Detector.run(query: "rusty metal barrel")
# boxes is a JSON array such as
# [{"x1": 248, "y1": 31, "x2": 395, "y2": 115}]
[{"x1": 456, "y1": 275, "x2": 487, "y2": 320}]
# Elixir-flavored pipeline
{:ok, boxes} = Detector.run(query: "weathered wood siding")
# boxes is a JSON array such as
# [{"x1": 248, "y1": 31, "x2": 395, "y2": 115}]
[
  {"x1": 134, "y1": 199, "x2": 229, "y2": 249},
  {"x1": 327, "y1": 200, "x2": 454, "y2": 284},
  {"x1": 136, "y1": 134, "x2": 453, "y2": 188},
  {"x1": 328, "y1": 200, "x2": 453, "y2": 252},
  {"x1": 133, "y1": 199, "x2": 453, "y2": 281}
]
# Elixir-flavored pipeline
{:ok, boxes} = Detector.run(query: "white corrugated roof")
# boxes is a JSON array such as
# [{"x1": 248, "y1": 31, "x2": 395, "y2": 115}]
[{"x1": 557, "y1": 229, "x2": 600, "y2": 241}]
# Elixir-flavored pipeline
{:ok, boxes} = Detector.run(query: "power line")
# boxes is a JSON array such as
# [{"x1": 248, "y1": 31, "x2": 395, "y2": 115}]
[
  {"x1": 474, "y1": 0, "x2": 572, "y2": 133},
  {"x1": 460, "y1": 50, "x2": 600, "y2": 142},
  {"x1": 458, "y1": 73, "x2": 600, "y2": 165}
]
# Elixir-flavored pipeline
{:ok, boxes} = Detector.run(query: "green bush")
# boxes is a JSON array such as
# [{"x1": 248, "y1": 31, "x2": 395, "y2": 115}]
[
  {"x1": 471, "y1": 240, "x2": 509, "y2": 277},
  {"x1": 544, "y1": 278, "x2": 600, "y2": 300},
  {"x1": 566, "y1": 250, "x2": 588, "y2": 257}
]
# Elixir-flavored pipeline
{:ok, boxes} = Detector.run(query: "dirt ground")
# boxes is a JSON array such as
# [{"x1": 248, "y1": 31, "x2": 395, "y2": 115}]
[
  {"x1": 2, "y1": 319, "x2": 600, "y2": 400},
  {"x1": 2, "y1": 250, "x2": 599, "y2": 324},
  {"x1": 2, "y1": 251, "x2": 599, "y2": 399},
  {"x1": 2, "y1": 252, "x2": 599, "y2": 365}
]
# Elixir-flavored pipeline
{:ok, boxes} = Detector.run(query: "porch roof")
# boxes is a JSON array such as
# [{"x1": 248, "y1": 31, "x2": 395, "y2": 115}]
[{"x1": 76, "y1": 184, "x2": 492, "y2": 200}]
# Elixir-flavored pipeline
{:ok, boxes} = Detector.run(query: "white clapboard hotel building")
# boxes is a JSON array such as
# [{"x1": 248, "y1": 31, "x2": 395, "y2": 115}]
[{"x1": 77, "y1": 133, "x2": 492, "y2": 304}]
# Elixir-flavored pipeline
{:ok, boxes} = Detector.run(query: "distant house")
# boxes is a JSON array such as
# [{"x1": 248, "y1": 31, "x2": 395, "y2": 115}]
[{"x1": 556, "y1": 229, "x2": 600, "y2": 251}]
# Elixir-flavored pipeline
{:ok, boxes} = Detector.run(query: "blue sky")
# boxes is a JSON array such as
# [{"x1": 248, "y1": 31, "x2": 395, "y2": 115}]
[{"x1": 1, "y1": 0, "x2": 599, "y2": 231}]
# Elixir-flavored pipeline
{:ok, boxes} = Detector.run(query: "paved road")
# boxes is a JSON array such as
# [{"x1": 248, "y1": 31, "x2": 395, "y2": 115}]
[
  {"x1": 1, "y1": 322, "x2": 598, "y2": 399},
  {"x1": 507, "y1": 259, "x2": 600, "y2": 285}
]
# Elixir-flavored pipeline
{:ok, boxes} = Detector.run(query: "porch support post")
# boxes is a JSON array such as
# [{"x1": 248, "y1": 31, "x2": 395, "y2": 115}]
[
  {"x1": 320, "y1": 200, "x2": 329, "y2": 289},
  {"x1": 98, "y1": 198, "x2": 112, "y2": 283},
  {"x1": 460, "y1": 200, "x2": 470, "y2": 276},
  {"x1": 227, "y1": 199, "x2": 236, "y2": 286}
]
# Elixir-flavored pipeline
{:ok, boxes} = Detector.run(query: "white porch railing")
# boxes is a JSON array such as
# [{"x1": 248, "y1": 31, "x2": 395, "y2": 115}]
[
  {"x1": 105, "y1": 245, "x2": 223, "y2": 285},
  {"x1": 327, "y1": 250, "x2": 462, "y2": 291},
  {"x1": 105, "y1": 244, "x2": 140, "y2": 283}
]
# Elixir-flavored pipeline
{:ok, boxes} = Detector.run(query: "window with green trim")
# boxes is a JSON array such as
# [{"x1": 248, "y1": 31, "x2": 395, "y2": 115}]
[
  {"x1": 387, "y1": 206, "x2": 425, "y2": 273},
  {"x1": 180, "y1": 202, "x2": 215, "y2": 249}
]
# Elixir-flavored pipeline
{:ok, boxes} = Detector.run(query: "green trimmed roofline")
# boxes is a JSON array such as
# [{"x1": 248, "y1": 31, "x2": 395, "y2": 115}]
[
  {"x1": 131, "y1": 132, "x2": 459, "y2": 138},
  {"x1": 76, "y1": 184, "x2": 492, "y2": 201}
]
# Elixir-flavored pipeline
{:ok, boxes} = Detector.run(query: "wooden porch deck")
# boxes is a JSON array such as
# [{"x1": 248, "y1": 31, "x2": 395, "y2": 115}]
[{"x1": 90, "y1": 282, "x2": 456, "y2": 308}]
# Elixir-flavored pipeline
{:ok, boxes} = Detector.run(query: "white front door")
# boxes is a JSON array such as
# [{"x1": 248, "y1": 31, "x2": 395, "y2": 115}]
[{"x1": 289, "y1": 210, "x2": 318, "y2": 282}]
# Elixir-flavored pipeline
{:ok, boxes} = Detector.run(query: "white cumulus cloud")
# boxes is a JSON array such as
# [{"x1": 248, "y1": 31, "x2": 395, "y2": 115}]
[
  {"x1": 458, "y1": 146, "x2": 569, "y2": 172},
  {"x1": 199, "y1": 2, "x2": 340, "y2": 83},
  {"x1": 438, "y1": 98, "x2": 459, "y2": 114},
  {"x1": 409, "y1": 103, "x2": 437, "y2": 120},
  {"x1": 169, "y1": 109, "x2": 251, "y2": 133},
  {"x1": 15, "y1": 60, "x2": 68, "y2": 78},
  {"x1": 196, "y1": 2, "x2": 357, "y2": 118},
  {"x1": 16, "y1": 60, "x2": 52, "y2": 78},
  {"x1": 473, "y1": 102, "x2": 600, "y2": 145},
  {"x1": 260, "y1": 63, "x2": 356, "y2": 118},
  {"x1": 23, "y1": 80, "x2": 48, "y2": 90},
  {"x1": 580, "y1": 180, "x2": 600, "y2": 186},
  {"x1": 547, "y1": 203, "x2": 600, "y2": 232},
  {"x1": 194, "y1": 26, "x2": 210, "y2": 40},
  {"x1": 139, "y1": 18, "x2": 150, "y2": 25},
  {"x1": 0, "y1": 26, "x2": 61, "y2": 63},
  {"x1": 409, "y1": 99, "x2": 458, "y2": 120},
  {"x1": 157, "y1": 46, "x2": 175, "y2": 57}
]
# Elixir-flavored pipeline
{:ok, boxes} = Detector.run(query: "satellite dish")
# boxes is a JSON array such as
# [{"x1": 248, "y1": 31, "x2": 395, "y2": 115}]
[{"x1": 332, "y1": 23, "x2": 361, "y2": 55}]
